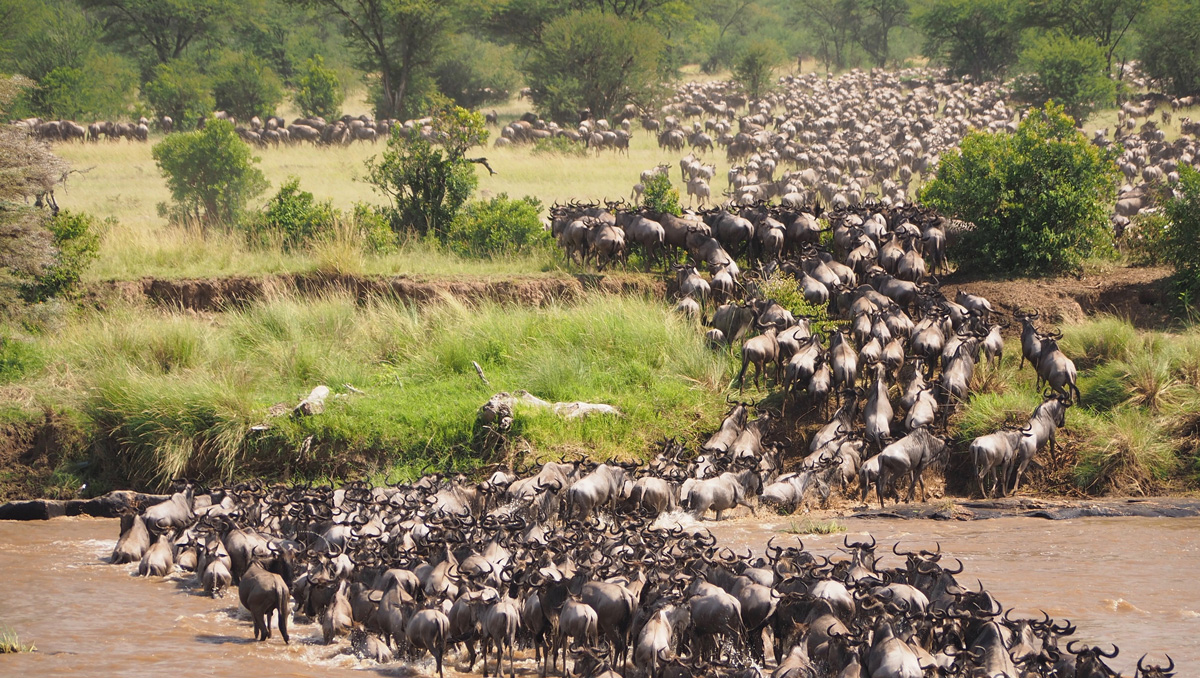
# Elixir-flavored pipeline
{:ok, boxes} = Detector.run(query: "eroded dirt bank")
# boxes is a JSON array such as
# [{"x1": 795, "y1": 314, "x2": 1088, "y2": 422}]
[{"x1": 88, "y1": 272, "x2": 667, "y2": 312}]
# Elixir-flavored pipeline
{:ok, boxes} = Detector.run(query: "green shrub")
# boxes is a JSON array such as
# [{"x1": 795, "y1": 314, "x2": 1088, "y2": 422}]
[
  {"x1": 295, "y1": 55, "x2": 343, "y2": 120},
  {"x1": 1012, "y1": 33, "x2": 1116, "y2": 123},
  {"x1": 920, "y1": 101, "x2": 1119, "y2": 275},
  {"x1": 152, "y1": 120, "x2": 269, "y2": 227},
  {"x1": 20, "y1": 210, "x2": 102, "y2": 303},
  {"x1": 756, "y1": 273, "x2": 840, "y2": 336},
  {"x1": 432, "y1": 35, "x2": 519, "y2": 110},
  {"x1": 642, "y1": 173, "x2": 681, "y2": 217},
  {"x1": 350, "y1": 203, "x2": 398, "y2": 253},
  {"x1": 1119, "y1": 212, "x2": 1170, "y2": 265},
  {"x1": 209, "y1": 50, "x2": 285, "y2": 121},
  {"x1": 525, "y1": 10, "x2": 664, "y2": 122},
  {"x1": 242, "y1": 178, "x2": 336, "y2": 250},
  {"x1": 733, "y1": 40, "x2": 785, "y2": 102},
  {"x1": 143, "y1": 60, "x2": 214, "y2": 131},
  {"x1": 365, "y1": 104, "x2": 486, "y2": 240},
  {"x1": 448, "y1": 194, "x2": 549, "y2": 258},
  {"x1": 1162, "y1": 166, "x2": 1200, "y2": 311},
  {"x1": 532, "y1": 135, "x2": 588, "y2": 157}
]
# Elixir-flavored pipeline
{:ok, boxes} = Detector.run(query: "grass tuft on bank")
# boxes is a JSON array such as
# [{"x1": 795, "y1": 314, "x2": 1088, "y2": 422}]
[
  {"x1": 957, "y1": 315, "x2": 1200, "y2": 495},
  {"x1": 2, "y1": 292, "x2": 734, "y2": 491}
]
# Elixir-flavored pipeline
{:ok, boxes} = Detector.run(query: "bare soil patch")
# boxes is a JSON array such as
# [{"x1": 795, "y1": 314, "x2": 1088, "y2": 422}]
[{"x1": 944, "y1": 265, "x2": 1173, "y2": 328}]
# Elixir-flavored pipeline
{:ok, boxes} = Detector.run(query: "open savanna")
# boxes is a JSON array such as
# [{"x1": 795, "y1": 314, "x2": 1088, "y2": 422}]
[
  {"x1": 53, "y1": 114, "x2": 703, "y2": 281},
  {"x1": 0, "y1": 292, "x2": 736, "y2": 496}
]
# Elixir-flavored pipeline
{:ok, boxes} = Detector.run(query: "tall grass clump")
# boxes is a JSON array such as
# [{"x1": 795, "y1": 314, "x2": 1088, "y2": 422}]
[
  {"x1": 1058, "y1": 315, "x2": 1138, "y2": 367},
  {"x1": 1074, "y1": 406, "x2": 1176, "y2": 494},
  {"x1": 0, "y1": 626, "x2": 34, "y2": 653}
]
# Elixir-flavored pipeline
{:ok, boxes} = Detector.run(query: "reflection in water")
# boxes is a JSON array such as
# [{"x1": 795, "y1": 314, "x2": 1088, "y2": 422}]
[{"x1": 0, "y1": 515, "x2": 1196, "y2": 677}]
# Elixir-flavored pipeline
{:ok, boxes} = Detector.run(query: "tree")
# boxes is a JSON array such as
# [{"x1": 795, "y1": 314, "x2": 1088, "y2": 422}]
[
  {"x1": 525, "y1": 10, "x2": 663, "y2": 123},
  {"x1": 365, "y1": 103, "x2": 489, "y2": 239},
  {"x1": 855, "y1": 0, "x2": 908, "y2": 67},
  {"x1": 432, "y1": 35, "x2": 520, "y2": 110},
  {"x1": 1162, "y1": 166, "x2": 1200, "y2": 307},
  {"x1": 914, "y1": 0, "x2": 1023, "y2": 81},
  {"x1": 919, "y1": 102, "x2": 1120, "y2": 275},
  {"x1": 209, "y1": 50, "x2": 284, "y2": 120},
  {"x1": 80, "y1": 0, "x2": 238, "y2": 66},
  {"x1": 1138, "y1": 0, "x2": 1200, "y2": 96},
  {"x1": 152, "y1": 119, "x2": 268, "y2": 227},
  {"x1": 800, "y1": 0, "x2": 861, "y2": 72},
  {"x1": 1013, "y1": 33, "x2": 1116, "y2": 122},
  {"x1": 21, "y1": 210, "x2": 102, "y2": 303},
  {"x1": 1022, "y1": 0, "x2": 1147, "y2": 74},
  {"x1": 0, "y1": 75, "x2": 73, "y2": 311},
  {"x1": 143, "y1": 60, "x2": 214, "y2": 130},
  {"x1": 733, "y1": 40, "x2": 784, "y2": 101},
  {"x1": 289, "y1": 0, "x2": 454, "y2": 119},
  {"x1": 295, "y1": 55, "x2": 343, "y2": 119},
  {"x1": 5, "y1": 2, "x2": 136, "y2": 120}
]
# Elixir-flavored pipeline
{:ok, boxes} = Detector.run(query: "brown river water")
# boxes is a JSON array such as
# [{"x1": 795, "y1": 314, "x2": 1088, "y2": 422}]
[{"x1": 0, "y1": 514, "x2": 1196, "y2": 677}]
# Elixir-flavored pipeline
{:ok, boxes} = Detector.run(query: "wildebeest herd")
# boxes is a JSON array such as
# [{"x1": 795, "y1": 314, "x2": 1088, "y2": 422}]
[
  {"x1": 548, "y1": 193, "x2": 1082, "y2": 509},
  {"x1": 108, "y1": 461, "x2": 1175, "y2": 678}
]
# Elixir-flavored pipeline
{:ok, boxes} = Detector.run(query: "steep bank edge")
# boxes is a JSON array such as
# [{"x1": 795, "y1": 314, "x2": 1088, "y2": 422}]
[{"x1": 89, "y1": 272, "x2": 667, "y2": 312}]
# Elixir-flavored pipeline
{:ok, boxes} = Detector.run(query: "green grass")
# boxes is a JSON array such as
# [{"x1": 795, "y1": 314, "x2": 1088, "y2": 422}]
[
  {"x1": 0, "y1": 627, "x2": 34, "y2": 654},
  {"x1": 956, "y1": 318, "x2": 1200, "y2": 495},
  {"x1": 783, "y1": 517, "x2": 847, "y2": 535},
  {"x1": 0, "y1": 292, "x2": 736, "y2": 491}
]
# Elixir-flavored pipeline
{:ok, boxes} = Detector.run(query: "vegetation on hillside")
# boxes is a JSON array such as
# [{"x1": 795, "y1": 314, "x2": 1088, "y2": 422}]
[
  {"x1": 0, "y1": 293, "x2": 733, "y2": 492},
  {"x1": 920, "y1": 102, "x2": 1119, "y2": 275}
]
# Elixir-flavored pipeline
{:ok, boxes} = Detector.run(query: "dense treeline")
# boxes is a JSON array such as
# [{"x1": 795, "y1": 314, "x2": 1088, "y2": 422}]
[{"x1": 3, "y1": 0, "x2": 1200, "y2": 126}]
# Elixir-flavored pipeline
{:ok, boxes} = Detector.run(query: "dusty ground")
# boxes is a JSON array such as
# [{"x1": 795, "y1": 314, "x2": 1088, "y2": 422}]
[{"x1": 945, "y1": 265, "x2": 1173, "y2": 328}]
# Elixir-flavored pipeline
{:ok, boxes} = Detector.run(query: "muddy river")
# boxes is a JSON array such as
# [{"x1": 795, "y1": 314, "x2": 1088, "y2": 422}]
[{"x1": 0, "y1": 514, "x2": 1195, "y2": 677}]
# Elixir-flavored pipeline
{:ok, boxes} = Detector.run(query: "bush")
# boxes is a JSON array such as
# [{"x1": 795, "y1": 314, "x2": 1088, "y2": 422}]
[
  {"x1": 1138, "y1": 0, "x2": 1200, "y2": 97},
  {"x1": 642, "y1": 174, "x2": 682, "y2": 217},
  {"x1": 532, "y1": 135, "x2": 588, "y2": 157},
  {"x1": 525, "y1": 11, "x2": 664, "y2": 122},
  {"x1": 1162, "y1": 166, "x2": 1200, "y2": 311},
  {"x1": 448, "y1": 194, "x2": 549, "y2": 258},
  {"x1": 919, "y1": 102, "x2": 1119, "y2": 275},
  {"x1": 1118, "y1": 212, "x2": 1170, "y2": 265},
  {"x1": 144, "y1": 60, "x2": 214, "y2": 131},
  {"x1": 20, "y1": 211, "x2": 102, "y2": 303},
  {"x1": 241, "y1": 178, "x2": 336, "y2": 250},
  {"x1": 152, "y1": 120, "x2": 269, "y2": 227},
  {"x1": 295, "y1": 55, "x2": 343, "y2": 120},
  {"x1": 365, "y1": 104, "x2": 486, "y2": 240},
  {"x1": 432, "y1": 35, "x2": 519, "y2": 110},
  {"x1": 209, "y1": 50, "x2": 285, "y2": 121},
  {"x1": 756, "y1": 273, "x2": 840, "y2": 336},
  {"x1": 1012, "y1": 33, "x2": 1116, "y2": 123},
  {"x1": 350, "y1": 204, "x2": 398, "y2": 253},
  {"x1": 733, "y1": 40, "x2": 785, "y2": 102}
]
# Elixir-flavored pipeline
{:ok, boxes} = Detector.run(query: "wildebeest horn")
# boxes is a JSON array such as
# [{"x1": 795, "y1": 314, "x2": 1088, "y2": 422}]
[
  {"x1": 1098, "y1": 644, "x2": 1119, "y2": 659},
  {"x1": 1067, "y1": 640, "x2": 1084, "y2": 655}
]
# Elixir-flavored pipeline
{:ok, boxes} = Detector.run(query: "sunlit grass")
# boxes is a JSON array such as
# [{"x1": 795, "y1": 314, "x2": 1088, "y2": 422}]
[{"x1": 3, "y1": 292, "x2": 737, "y2": 490}]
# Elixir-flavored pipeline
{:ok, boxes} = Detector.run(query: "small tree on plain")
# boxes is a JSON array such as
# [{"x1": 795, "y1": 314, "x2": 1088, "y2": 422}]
[
  {"x1": 152, "y1": 119, "x2": 268, "y2": 227},
  {"x1": 733, "y1": 40, "x2": 785, "y2": 102},
  {"x1": 210, "y1": 50, "x2": 285, "y2": 121},
  {"x1": 295, "y1": 55, "x2": 343, "y2": 120},
  {"x1": 365, "y1": 102, "x2": 489, "y2": 240},
  {"x1": 1162, "y1": 166, "x2": 1200, "y2": 309},
  {"x1": 920, "y1": 102, "x2": 1119, "y2": 275},
  {"x1": 144, "y1": 60, "x2": 214, "y2": 131}
]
